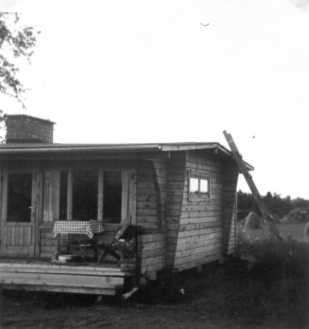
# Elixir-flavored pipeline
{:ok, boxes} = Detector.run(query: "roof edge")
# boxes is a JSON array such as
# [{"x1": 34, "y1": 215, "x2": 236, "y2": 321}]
[
  {"x1": 0, "y1": 141, "x2": 254, "y2": 170},
  {"x1": 4, "y1": 114, "x2": 56, "y2": 125}
]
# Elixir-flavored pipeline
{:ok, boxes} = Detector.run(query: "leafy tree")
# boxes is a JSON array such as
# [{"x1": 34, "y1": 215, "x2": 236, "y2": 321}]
[
  {"x1": 0, "y1": 12, "x2": 39, "y2": 110},
  {"x1": 237, "y1": 190, "x2": 307, "y2": 221},
  {"x1": 0, "y1": 109, "x2": 4, "y2": 143},
  {"x1": 237, "y1": 190, "x2": 258, "y2": 220},
  {"x1": 292, "y1": 197, "x2": 309, "y2": 209}
]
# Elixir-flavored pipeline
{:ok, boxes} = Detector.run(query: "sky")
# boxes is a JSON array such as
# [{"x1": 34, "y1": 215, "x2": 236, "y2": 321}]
[{"x1": 1, "y1": 0, "x2": 309, "y2": 199}]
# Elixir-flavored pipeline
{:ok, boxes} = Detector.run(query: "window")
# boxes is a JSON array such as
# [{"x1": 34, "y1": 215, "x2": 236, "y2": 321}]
[
  {"x1": 188, "y1": 171, "x2": 210, "y2": 201},
  {"x1": 103, "y1": 171, "x2": 122, "y2": 223},
  {"x1": 59, "y1": 171, "x2": 68, "y2": 220},
  {"x1": 44, "y1": 168, "x2": 129, "y2": 224},
  {"x1": 7, "y1": 173, "x2": 32, "y2": 222},
  {"x1": 72, "y1": 170, "x2": 98, "y2": 221},
  {"x1": 43, "y1": 170, "x2": 60, "y2": 222},
  {"x1": 189, "y1": 177, "x2": 199, "y2": 194},
  {"x1": 200, "y1": 179, "x2": 209, "y2": 194}
]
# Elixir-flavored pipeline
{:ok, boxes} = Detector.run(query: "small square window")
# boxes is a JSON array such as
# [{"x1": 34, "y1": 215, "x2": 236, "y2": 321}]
[{"x1": 188, "y1": 172, "x2": 210, "y2": 202}]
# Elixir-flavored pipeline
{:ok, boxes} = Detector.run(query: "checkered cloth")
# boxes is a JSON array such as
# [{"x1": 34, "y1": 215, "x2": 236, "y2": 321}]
[{"x1": 52, "y1": 220, "x2": 105, "y2": 238}]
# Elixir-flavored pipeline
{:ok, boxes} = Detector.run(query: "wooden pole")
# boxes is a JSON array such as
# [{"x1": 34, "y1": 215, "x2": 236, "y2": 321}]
[{"x1": 223, "y1": 131, "x2": 287, "y2": 246}]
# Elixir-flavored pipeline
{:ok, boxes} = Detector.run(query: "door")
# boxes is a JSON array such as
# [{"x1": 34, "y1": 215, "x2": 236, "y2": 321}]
[{"x1": 0, "y1": 169, "x2": 37, "y2": 256}]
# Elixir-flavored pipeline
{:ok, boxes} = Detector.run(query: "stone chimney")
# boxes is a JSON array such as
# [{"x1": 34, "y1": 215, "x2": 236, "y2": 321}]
[{"x1": 5, "y1": 114, "x2": 55, "y2": 144}]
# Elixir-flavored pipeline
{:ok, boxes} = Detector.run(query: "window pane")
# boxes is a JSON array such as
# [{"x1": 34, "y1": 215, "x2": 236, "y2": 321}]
[
  {"x1": 200, "y1": 179, "x2": 209, "y2": 194},
  {"x1": 103, "y1": 171, "x2": 122, "y2": 223},
  {"x1": 190, "y1": 177, "x2": 199, "y2": 194},
  {"x1": 7, "y1": 173, "x2": 32, "y2": 223},
  {"x1": 72, "y1": 170, "x2": 98, "y2": 220},
  {"x1": 59, "y1": 171, "x2": 68, "y2": 220},
  {"x1": 43, "y1": 170, "x2": 61, "y2": 221}
]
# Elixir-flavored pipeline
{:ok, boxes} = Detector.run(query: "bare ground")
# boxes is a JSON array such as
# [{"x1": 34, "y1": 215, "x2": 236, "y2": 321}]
[{"x1": 1, "y1": 223, "x2": 309, "y2": 329}]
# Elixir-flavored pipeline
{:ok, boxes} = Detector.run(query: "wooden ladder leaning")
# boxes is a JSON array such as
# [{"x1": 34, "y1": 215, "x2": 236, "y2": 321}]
[{"x1": 223, "y1": 130, "x2": 287, "y2": 247}]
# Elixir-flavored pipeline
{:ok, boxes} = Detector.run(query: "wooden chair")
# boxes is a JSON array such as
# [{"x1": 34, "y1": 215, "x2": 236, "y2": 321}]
[
  {"x1": 76, "y1": 236, "x2": 97, "y2": 260},
  {"x1": 96, "y1": 224, "x2": 142, "y2": 264}
]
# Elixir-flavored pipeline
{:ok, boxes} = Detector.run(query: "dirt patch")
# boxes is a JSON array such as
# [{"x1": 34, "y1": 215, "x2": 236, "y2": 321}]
[{"x1": 1, "y1": 256, "x2": 308, "y2": 329}]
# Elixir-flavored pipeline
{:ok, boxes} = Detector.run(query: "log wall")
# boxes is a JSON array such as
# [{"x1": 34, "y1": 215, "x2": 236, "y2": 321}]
[
  {"x1": 165, "y1": 152, "x2": 187, "y2": 268},
  {"x1": 170, "y1": 151, "x2": 224, "y2": 271},
  {"x1": 138, "y1": 233, "x2": 166, "y2": 275},
  {"x1": 39, "y1": 222, "x2": 57, "y2": 258},
  {"x1": 136, "y1": 160, "x2": 167, "y2": 233},
  {"x1": 2, "y1": 150, "x2": 239, "y2": 277}
]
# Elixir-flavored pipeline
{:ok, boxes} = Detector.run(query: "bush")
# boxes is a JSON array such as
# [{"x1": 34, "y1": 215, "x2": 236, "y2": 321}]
[
  {"x1": 305, "y1": 222, "x2": 309, "y2": 238},
  {"x1": 241, "y1": 237, "x2": 309, "y2": 326},
  {"x1": 285, "y1": 208, "x2": 308, "y2": 223}
]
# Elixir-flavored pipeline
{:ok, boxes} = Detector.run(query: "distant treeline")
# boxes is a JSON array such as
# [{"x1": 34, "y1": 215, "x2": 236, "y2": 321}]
[{"x1": 237, "y1": 190, "x2": 309, "y2": 221}]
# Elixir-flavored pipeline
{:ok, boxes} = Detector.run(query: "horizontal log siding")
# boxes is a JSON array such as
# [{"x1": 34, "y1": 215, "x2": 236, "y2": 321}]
[
  {"x1": 138, "y1": 233, "x2": 166, "y2": 274},
  {"x1": 0, "y1": 262, "x2": 127, "y2": 295},
  {"x1": 165, "y1": 152, "x2": 187, "y2": 268},
  {"x1": 152, "y1": 159, "x2": 168, "y2": 232},
  {"x1": 173, "y1": 151, "x2": 224, "y2": 271},
  {"x1": 136, "y1": 159, "x2": 167, "y2": 233},
  {"x1": 221, "y1": 159, "x2": 239, "y2": 255},
  {"x1": 136, "y1": 165, "x2": 158, "y2": 232},
  {"x1": 39, "y1": 223, "x2": 57, "y2": 258}
]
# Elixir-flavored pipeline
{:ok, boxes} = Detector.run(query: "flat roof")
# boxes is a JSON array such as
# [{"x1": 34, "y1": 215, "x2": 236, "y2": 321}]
[
  {"x1": 0, "y1": 142, "x2": 254, "y2": 170},
  {"x1": 0, "y1": 141, "x2": 226, "y2": 153}
]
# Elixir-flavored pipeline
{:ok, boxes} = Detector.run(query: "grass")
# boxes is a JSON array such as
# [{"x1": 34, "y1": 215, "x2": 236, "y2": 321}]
[
  {"x1": 1, "y1": 222, "x2": 309, "y2": 329},
  {"x1": 237, "y1": 222, "x2": 309, "y2": 327},
  {"x1": 238, "y1": 221, "x2": 309, "y2": 243}
]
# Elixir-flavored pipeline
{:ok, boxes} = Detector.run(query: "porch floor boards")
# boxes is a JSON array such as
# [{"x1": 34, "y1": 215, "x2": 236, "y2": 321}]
[
  {"x1": 0, "y1": 257, "x2": 120, "y2": 268},
  {"x1": 0, "y1": 258, "x2": 134, "y2": 295}
]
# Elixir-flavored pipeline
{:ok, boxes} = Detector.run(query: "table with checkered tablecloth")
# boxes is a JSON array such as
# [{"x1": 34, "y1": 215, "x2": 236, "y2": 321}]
[
  {"x1": 53, "y1": 221, "x2": 105, "y2": 260},
  {"x1": 53, "y1": 220, "x2": 105, "y2": 238}
]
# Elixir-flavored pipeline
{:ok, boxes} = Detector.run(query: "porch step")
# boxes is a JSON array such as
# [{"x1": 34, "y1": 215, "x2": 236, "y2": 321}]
[{"x1": 0, "y1": 262, "x2": 132, "y2": 295}]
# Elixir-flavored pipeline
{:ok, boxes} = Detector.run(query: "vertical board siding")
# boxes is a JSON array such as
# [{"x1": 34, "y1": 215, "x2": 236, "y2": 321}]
[{"x1": 6, "y1": 226, "x2": 32, "y2": 246}]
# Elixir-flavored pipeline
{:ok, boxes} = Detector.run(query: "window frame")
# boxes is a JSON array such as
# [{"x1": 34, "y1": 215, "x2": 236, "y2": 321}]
[
  {"x1": 188, "y1": 170, "x2": 210, "y2": 202},
  {"x1": 67, "y1": 168, "x2": 123, "y2": 222},
  {"x1": 44, "y1": 167, "x2": 131, "y2": 225}
]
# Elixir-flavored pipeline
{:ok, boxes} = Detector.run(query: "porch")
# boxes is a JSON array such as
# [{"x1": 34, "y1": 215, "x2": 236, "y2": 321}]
[
  {"x1": 0, "y1": 258, "x2": 133, "y2": 296},
  {"x1": 0, "y1": 232, "x2": 166, "y2": 296}
]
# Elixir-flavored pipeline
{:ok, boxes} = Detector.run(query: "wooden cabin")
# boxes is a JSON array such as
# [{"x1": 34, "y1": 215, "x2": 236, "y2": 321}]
[{"x1": 0, "y1": 115, "x2": 252, "y2": 296}]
